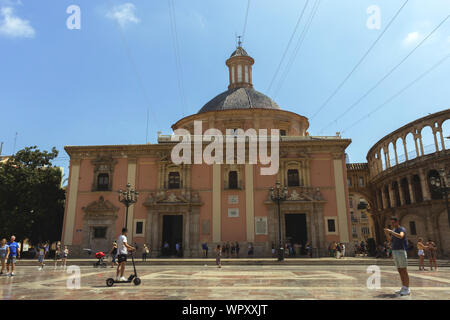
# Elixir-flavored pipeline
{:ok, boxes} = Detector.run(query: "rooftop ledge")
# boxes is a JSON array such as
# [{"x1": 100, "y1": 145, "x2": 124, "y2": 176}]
[{"x1": 157, "y1": 134, "x2": 343, "y2": 143}]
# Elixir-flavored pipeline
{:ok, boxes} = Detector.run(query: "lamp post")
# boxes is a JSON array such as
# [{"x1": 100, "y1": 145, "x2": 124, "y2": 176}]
[
  {"x1": 118, "y1": 183, "x2": 139, "y2": 229},
  {"x1": 270, "y1": 181, "x2": 288, "y2": 261},
  {"x1": 429, "y1": 168, "x2": 450, "y2": 227}
]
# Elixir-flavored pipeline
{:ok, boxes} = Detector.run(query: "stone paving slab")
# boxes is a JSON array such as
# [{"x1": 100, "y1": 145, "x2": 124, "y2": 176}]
[{"x1": 1, "y1": 264, "x2": 449, "y2": 300}]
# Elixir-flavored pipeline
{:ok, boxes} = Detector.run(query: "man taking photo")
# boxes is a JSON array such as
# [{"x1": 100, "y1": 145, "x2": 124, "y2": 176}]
[
  {"x1": 116, "y1": 228, "x2": 135, "y2": 282},
  {"x1": 384, "y1": 216, "x2": 410, "y2": 296}
]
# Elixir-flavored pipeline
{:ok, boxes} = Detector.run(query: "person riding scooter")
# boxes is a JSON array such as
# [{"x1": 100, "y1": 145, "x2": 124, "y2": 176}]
[{"x1": 116, "y1": 228, "x2": 135, "y2": 282}]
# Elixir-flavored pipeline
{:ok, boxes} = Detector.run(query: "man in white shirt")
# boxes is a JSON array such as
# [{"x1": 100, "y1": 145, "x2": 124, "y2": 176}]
[{"x1": 116, "y1": 228, "x2": 135, "y2": 282}]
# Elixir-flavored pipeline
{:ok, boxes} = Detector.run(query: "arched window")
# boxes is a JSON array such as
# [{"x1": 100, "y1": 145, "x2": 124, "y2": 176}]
[
  {"x1": 97, "y1": 173, "x2": 109, "y2": 191},
  {"x1": 168, "y1": 172, "x2": 180, "y2": 189},
  {"x1": 287, "y1": 169, "x2": 300, "y2": 187},
  {"x1": 428, "y1": 170, "x2": 442, "y2": 200},
  {"x1": 228, "y1": 171, "x2": 238, "y2": 189}
]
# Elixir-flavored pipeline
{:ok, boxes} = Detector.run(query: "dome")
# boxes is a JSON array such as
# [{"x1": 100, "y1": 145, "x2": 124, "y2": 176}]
[
  {"x1": 230, "y1": 46, "x2": 249, "y2": 58},
  {"x1": 197, "y1": 87, "x2": 281, "y2": 114}
]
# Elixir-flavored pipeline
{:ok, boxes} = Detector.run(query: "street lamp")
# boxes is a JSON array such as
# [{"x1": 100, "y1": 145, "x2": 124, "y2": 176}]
[
  {"x1": 118, "y1": 183, "x2": 139, "y2": 228},
  {"x1": 429, "y1": 168, "x2": 450, "y2": 227},
  {"x1": 270, "y1": 181, "x2": 288, "y2": 261}
]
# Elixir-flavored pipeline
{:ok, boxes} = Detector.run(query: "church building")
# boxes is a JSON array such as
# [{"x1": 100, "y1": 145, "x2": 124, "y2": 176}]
[{"x1": 61, "y1": 46, "x2": 353, "y2": 257}]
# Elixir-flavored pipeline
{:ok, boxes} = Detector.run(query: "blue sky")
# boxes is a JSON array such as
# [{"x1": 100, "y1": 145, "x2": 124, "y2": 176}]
[{"x1": 0, "y1": 0, "x2": 449, "y2": 182}]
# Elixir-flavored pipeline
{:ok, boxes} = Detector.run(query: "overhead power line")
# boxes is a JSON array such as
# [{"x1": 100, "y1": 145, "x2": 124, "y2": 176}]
[
  {"x1": 310, "y1": 0, "x2": 409, "y2": 120},
  {"x1": 318, "y1": 14, "x2": 450, "y2": 134},
  {"x1": 168, "y1": 0, "x2": 188, "y2": 117},
  {"x1": 241, "y1": 0, "x2": 251, "y2": 42},
  {"x1": 266, "y1": 0, "x2": 310, "y2": 93},
  {"x1": 273, "y1": 0, "x2": 321, "y2": 98},
  {"x1": 106, "y1": 0, "x2": 161, "y2": 140},
  {"x1": 341, "y1": 53, "x2": 450, "y2": 134}
]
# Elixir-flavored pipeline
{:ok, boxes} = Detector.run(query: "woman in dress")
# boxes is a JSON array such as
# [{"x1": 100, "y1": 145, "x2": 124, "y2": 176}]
[{"x1": 417, "y1": 238, "x2": 427, "y2": 271}]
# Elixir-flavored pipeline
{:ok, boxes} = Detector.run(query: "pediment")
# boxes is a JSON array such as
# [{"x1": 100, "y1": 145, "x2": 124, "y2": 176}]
[{"x1": 82, "y1": 196, "x2": 119, "y2": 218}]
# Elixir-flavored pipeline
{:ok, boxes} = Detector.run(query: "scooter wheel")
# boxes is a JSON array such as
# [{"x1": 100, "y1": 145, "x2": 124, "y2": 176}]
[
  {"x1": 93, "y1": 263, "x2": 98, "y2": 268},
  {"x1": 133, "y1": 277, "x2": 141, "y2": 286},
  {"x1": 106, "y1": 278, "x2": 115, "y2": 287}
]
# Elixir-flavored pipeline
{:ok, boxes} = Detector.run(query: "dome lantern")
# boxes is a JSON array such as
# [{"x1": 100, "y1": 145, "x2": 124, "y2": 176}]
[{"x1": 226, "y1": 41, "x2": 254, "y2": 90}]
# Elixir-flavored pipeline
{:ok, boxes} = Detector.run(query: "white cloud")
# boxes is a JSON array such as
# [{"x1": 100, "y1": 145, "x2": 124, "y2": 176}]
[
  {"x1": 403, "y1": 31, "x2": 421, "y2": 45},
  {"x1": 0, "y1": 6, "x2": 35, "y2": 38},
  {"x1": 106, "y1": 3, "x2": 140, "y2": 27}
]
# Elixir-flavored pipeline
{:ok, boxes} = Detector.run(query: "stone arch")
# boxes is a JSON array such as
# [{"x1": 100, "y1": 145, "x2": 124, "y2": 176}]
[
  {"x1": 388, "y1": 142, "x2": 396, "y2": 167},
  {"x1": 404, "y1": 132, "x2": 416, "y2": 160},
  {"x1": 380, "y1": 147, "x2": 387, "y2": 171},
  {"x1": 394, "y1": 137, "x2": 404, "y2": 164},
  {"x1": 420, "y1": 125, "x2": 435, "y2": 155},
  {"x1": 441, "y1": 119, "x2": 450, "y2": 150},
  {"x1": 427, "y1": 169, "x2": 442, "y2": 200}
]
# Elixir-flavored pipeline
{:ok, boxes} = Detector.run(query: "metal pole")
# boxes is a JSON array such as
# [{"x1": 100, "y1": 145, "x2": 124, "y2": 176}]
[
  {"x1": 125, "y1": 203, "x2": 129, "y2": 229},
  {"x1": 278, "y1": 198, "x2": 284, "y2": 261}
]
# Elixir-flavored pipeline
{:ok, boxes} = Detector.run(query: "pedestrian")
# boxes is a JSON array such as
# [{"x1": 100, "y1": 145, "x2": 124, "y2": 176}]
[
  {"x1": 332, "y1": 241, "x2": 337, "y2": 258},
  {"x1": 38, "y1": 243, "x2": 46, "y2": 271},
  {"x1": 116, "y1": 228, "x2": 135, "y2": 282},
  {"x1": 426, "y1": 239, "x2": 437, "y2": 271},
  {"x1": 417, "y1": 238, "x2": 427, "y2": 271},
  {"x1": 341, "y1": 243, "x2": 346, "y2": 258},
  {"x1": 231, "y1": 242, "x2": 236, "y2": 258},
  {"x1": 0, "y1": 238, "x2": 9, "y2": 275},
  {"x1": 176, "y1": 242, "x2": 181, "y2": 257},
  {"x1": 62, "y1": 245, "x2": 69, "y2": 268},
  {"x1": 109, "y1": 241, "x2": 118, "y2": 268},
  {"x1": 336, "y1": 242, "x2": 341, "y2": 259},
  {"x1": 384, "y1": 216, "x2": 410, "y2": 296},
  {"x1": 225, "y1": 242, "x2": 230, "y2": 258},
  {"x1": 142, "y1": 244, "x2": 149, "y2": 261},
  {"x1": 54, "y1": 241, "x2": 62, "y2": 269},
  {"x1": 163, "y1": 241, "x2": 169, "y2": 256},
  {"x1": 201, "y1": 241, "x2": 208, "y2": 257},
  {"x1": 235, "y1": 242, "x2": 240, "y2": 258},
  {"x1": 216, "y1": 245, "x2": 222, "y2": 268},
  {"x1": 271, "y1": 243, "x2": 276, "y2": 258},
  {"x1": 248, "y1": 242, "x2": 254, "y2": 257},
  {"x1": 6, "y1": 235, "x2": 20, "y2": 276}
]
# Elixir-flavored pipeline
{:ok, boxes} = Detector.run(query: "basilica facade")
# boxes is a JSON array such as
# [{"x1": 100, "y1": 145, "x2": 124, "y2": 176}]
[{"x1": 61, "y1": 46, "x2": 353, "y2": 257}]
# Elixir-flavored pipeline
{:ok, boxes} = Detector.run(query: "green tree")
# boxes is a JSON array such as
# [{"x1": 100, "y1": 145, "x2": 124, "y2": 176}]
[{"x1": 0, "y1": 146, "x2": 65, "y2": 244}]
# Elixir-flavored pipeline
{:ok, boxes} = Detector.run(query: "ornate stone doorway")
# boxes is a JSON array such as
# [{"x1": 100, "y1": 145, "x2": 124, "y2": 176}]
[
  {"x1": 285, "y1": 213, "x2": 307, "y2": 254},
  {"x1": 162, "y1": 215, "x2": 183, "y2": 256}
]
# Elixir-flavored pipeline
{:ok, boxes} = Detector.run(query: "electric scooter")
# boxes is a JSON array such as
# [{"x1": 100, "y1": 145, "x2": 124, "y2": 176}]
[{"x1": 106, "y1": 252, "x2": 141, "y2": 287}]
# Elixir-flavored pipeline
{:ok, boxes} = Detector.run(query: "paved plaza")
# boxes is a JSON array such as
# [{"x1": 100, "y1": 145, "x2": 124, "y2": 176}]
[{"x1": 1, "y1": 264, "x2": 449, "y2": 300}]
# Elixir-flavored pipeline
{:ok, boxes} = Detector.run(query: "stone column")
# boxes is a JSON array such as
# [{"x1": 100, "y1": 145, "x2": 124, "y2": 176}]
[
  {"x1": 397, "y1": 178, "x2": 405, "y2": 206},
  {"x1": 432, "y1": 129, "x2": 439, "y2": 152},
  {"x1": 394, "y1": 144, "x2": 399, "y2": 166},
  {"x1": 184, "y1": 209, "x2": 191, "y2": 257},
  {"x1": 439, "y1": 129, "x2": 445, "y2": 151},
  {"x1": 414, "y1": 134, "x2": 420, "y2": 157},
  {"x1": 407, "y1": 176, "x2": 416, "y2": 204},
  {"x1": 388, "y1": 183, "x2": 396, "y2": 208},
  {"x1": 381, "y1": 187, "x2": 387, "y2": 209},
  {"x1": 418, "y1": 134, "x2": 425, "y2": 156},
  {"x1": 418, "y1": 168, "x2": 431, "y2": 201},
  {"x1": 403, "y1": 138, "x2": 409, "y2": 162}
]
